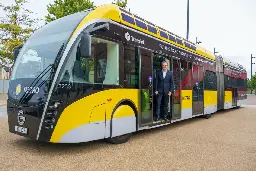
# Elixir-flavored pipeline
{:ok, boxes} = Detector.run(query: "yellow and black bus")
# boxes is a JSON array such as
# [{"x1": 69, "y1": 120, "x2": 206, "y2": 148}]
[{"x1": 8, "y1": 4, "x2": 247, "y2": 144}]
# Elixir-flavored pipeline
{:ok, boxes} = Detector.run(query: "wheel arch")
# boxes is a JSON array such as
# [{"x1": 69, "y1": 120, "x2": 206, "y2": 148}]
[{"x1": 109, "y1": 99, "x2": 138, "y2": 138}]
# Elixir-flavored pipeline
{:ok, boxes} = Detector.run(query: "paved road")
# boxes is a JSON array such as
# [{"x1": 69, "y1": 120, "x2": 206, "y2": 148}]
[
  {"x1": 246, "y1": 94, "x2": 256, "y2": 105},
  {"x1": 0, "y1": 98, "x2": 256, "y2": 170}
]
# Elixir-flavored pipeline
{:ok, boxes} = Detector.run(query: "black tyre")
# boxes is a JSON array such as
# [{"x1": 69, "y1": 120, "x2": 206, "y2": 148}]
[
  {"x1": 106, "y1": 133, "x2": 132, "y2": 144},
  {"x1": 204, "y1": 114, "x2": 212, "y2": 119}
]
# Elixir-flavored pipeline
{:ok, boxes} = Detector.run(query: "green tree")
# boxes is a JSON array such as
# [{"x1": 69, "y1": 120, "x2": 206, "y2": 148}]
[
  {"x1": 251, "y1": 75, "x2": 256, "y2": 93},
  {"x1": 45, "y1": 0, "x2": 129, "y2": 23},
  {"x1": 45, "y1": 0, "x2": 95, "y2": 23},
  {"x1": 248, "y1": 75, "x2": 256, "y2": 94},
  {"x1": 0, "y1": 0, "x2": 39, "y2": 65},
  {"x1": 247, "y1": 79, "x2": 252, "y2": 89},
  {"x1": 113, "y1": 0, "x2": 128, "y2": 8}
]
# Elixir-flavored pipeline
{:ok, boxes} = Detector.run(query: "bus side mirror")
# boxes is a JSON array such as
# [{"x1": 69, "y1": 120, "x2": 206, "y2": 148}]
[{"x1": 80, "y1": 32, "x2": 91, "y2": 58}]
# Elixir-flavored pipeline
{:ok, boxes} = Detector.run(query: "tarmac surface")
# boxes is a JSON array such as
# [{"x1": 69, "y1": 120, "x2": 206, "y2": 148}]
[{"x1": 0, "y1": 94, "x2": 256, "y2": 171}]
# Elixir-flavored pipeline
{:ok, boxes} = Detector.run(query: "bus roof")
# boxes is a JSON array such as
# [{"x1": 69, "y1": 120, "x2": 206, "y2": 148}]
[
  {"x1": 72, "y1": 4, "x2": 246, "y2": 70},
  {"x1": 78, "y1": 4, "x2": 216, "y2": 61},
  {"x1": 222, "y1": 56, "x2": 246, "y2": 71}
]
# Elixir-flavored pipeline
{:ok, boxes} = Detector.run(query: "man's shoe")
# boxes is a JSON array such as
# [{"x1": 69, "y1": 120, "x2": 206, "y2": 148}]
[
  {"x1": 163, "y1": 116, "x2": 169, "y2": 121},
  {"x1": 155, "y1": 116, "x2": 161, "y2": 121}
]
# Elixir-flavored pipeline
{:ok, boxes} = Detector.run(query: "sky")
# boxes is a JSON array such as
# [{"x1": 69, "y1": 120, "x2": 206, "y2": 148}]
[{"x1": 1, "y1": 0, "x2": 256, "y2": 78}]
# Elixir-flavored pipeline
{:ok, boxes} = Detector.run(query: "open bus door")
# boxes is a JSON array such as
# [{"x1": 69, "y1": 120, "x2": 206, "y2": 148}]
[
  {"x1": 192, "y1": 64, "x2": 204, "y2": 115},
  {"x1": 231, "y1": 73, "x2": 238, "y2": 106},
  {"x1": 172, "y1": 58, "x2": 181, "y2": 120},
  {"x1": 139, "y1": 48, "x2": 154, "y2": 126},
  {"x1": 152, "y1": 54, "x2": 169, "y2": 121},
  {"x1": 139, "y1": 48, "x2": 175, "y2": 126}
]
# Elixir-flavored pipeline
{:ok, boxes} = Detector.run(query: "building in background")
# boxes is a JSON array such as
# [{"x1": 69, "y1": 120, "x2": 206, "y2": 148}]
[{"x1": 0, "y1": 66, "x2": 11, "y2": 79}]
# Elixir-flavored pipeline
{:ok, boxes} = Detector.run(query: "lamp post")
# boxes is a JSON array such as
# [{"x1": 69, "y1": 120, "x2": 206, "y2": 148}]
[
  {"x1": 251, "y1": 54, "x2": 255, "y2": 79},
  {"x1": 251, "y1": 54, "x2": 255, "y2": 94},
  {"x1": 214, "y1": 47, "x2": 219, "y2": 55},
  {"x1": 196, "y1": 37, "x2": 202, "y2": 44},
  {"x1": 186, "y1": 0, "x2": 189, "y2": 40}
]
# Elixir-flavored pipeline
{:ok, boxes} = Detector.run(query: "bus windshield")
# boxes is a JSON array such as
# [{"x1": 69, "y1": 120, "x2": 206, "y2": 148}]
[
  {"x1": 11, "y1": 10, "x2": 91, "y2": 80},
  {"x1": 11, "y1": 34, "x2": 66, "y2": 80}
]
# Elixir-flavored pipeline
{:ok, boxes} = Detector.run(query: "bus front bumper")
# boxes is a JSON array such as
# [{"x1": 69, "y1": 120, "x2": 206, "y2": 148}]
[{"x1": 7, "y1": 108, "x2": 41, "y2": 140}]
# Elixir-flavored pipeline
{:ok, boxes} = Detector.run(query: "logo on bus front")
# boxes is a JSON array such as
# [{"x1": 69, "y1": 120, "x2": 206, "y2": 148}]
[
  {"x1": 15, "y1": 84, "x2": 21, "y2": 96},
  {"x1": 17, "y1": 110, "x2": 26, "y2": 126}
]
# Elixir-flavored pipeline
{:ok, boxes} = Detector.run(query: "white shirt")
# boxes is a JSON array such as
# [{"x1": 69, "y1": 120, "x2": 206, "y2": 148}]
[{"x1": 162, "y1": 70, "x2": 167, "y2": 78}]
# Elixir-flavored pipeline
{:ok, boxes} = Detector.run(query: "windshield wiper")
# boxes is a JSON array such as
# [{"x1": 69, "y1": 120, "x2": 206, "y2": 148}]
[
  {"x1": 19, "y1": 43, "x2": 65, "y2": 104},
  {"x1": 19, "y1": 64, "x2": 53, "y2": 104}
]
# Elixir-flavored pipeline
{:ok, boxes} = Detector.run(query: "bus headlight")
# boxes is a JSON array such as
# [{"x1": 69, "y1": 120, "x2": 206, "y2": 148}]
[{"x1": 54, "y1": 102, "x2": 60, "y2": 108}]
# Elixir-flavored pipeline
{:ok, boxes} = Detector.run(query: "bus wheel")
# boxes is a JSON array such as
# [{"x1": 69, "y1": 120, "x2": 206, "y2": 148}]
[
  {"x1": 106, "y1": 133, "x2": 132, "y2": 144},
  {"x1": 204, "y1": 114, "x2": 211, "y2": 119}
]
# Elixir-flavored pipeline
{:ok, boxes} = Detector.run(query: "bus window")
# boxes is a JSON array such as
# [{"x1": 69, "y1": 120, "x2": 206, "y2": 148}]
[
  {"x1": 180, "y1": 59, "x2": 191, "y2": 90},
  {"x1": 204, "y1": 71, "x2": 217, "y2": 90},
  {"x1": 122, "y1": 45, "x2": 139, "y2": 88},
  {"x1": 59, "y1": 37, "x2": 119, "y2": 85}
]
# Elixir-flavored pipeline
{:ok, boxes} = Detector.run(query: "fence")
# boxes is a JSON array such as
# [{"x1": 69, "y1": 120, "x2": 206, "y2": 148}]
[{"x1": 0, "y1": 79, "x2": 9, "y2": 93}]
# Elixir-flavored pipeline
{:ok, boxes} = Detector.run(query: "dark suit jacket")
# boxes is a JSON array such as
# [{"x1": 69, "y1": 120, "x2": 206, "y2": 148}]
[{"x1": 154, "y1": 70, "x2": 174, "y2": 94}]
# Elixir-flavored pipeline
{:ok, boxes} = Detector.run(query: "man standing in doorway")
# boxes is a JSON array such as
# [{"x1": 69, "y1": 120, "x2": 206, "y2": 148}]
[{"x1": 155, "y1": 61, "x2": 174, "y2": 121}]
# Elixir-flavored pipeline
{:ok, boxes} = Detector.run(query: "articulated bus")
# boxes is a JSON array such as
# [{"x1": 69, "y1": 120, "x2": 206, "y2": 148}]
[{"x1": 8, "y1": 4, "x2": 247, "y2": 144}]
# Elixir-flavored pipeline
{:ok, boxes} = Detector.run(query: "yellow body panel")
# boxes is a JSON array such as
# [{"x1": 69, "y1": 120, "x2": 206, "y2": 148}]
[
  {"x1": 225, "y1": 91, "x2": 232, "y2": 103},
  {"x1": 90, "y1": 104, "x2": 106, "y2": 123},
  {"x1": 50, "y1": 89, "x2": 139, "y2": 142},
  {"x1": 113, "y1": 105, "x2": 134, "y2": 118},
  {"x1": 68, "y1": 4, "x2": 215, "y2": 61},
  {"x1": 70, "y1": 4, "x2": 121, "y2": 41},
  {"x1": 181, "y1": 90, "x2": 192, "y2": 109},
  {"x1": 204, "y1": 91, "x2": 217, "y2": 106},
  {"x1": 182, "y1": 90, "x2": 217, "y2": 110}
]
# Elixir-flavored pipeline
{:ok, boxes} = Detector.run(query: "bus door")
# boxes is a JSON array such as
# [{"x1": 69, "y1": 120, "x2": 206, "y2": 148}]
[
  {"x1": 232, "y1": 88, "x2": 238, "y2": 106},
  {"x1": 232, "y1": 75, "x2": 238, "y2": 106},
  {"x1": 139, "y1": 48, "x2": 153, "y2": 125},
  {"x1": 192, "y1": 64, "x2": 204, "y2": 115},
  {"x1": 172, "y1": 58, "x2": 181, "y2": 120},
  {"x1": 152, "y1": 54, "x2": 168, "y2": 121}
]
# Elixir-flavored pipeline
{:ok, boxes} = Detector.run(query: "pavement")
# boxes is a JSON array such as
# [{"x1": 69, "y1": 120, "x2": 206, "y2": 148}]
[
  {"x1": 0, "y1": 94, "x2": 256, "y2": 171},
  {"x1": 0, "y1": 93, "x2": 7, "y2": 118}
]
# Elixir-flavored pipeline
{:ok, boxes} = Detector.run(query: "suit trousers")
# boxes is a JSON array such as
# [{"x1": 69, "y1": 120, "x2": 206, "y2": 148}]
[{"x1": 156, "y1": 93, "x2": 169, "y2": 118}]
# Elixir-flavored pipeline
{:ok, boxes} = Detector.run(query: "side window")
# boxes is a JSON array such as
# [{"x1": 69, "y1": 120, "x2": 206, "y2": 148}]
[
  {"x1": 122, "y1": 45, "x2": 139, "y2": 88},
  {"x1": 59, "y1": 36, "x2": 119, "y2": 85},
  {"x1": 204, "y1": 71, "x2": 217, "y2": 90},
  {"x1": 225, "y1": 75, "x2": 233, "y2": 88},
  {"x1": 237, "y1": 78, "x2": 240, "y2": 87},
  {"x1": 229, "y1": 76, "x2": 232, "y2": 88},
  {"x1": 240, "y1": 78, "x2": 244, "y2": 88},
  {"x1": 180, "y1": 60, "x2": 192, "y2": 90},
  {"x1": 230, "y1": 77, "x2": 235, "y2": 88},
  {"x1": 224, "y1": 75, "x2": 228, "y2": 88}
]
